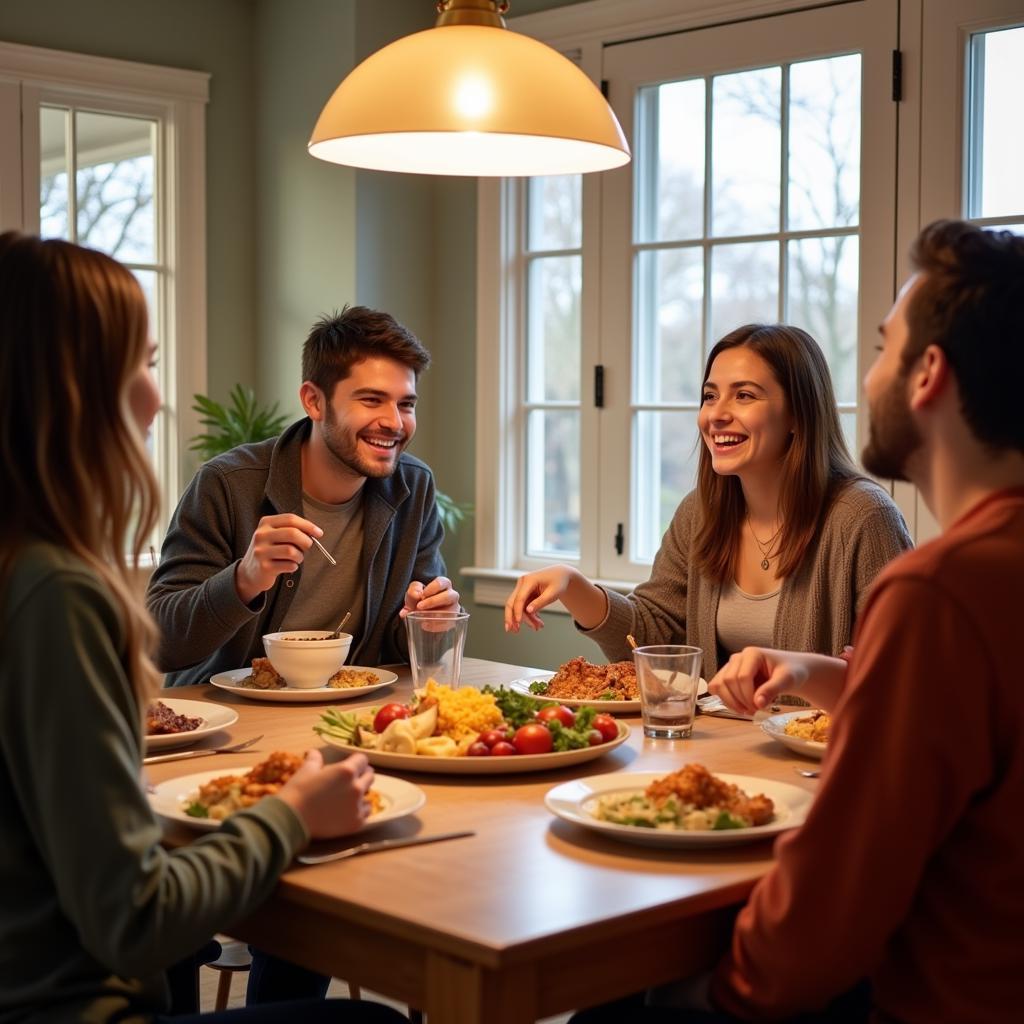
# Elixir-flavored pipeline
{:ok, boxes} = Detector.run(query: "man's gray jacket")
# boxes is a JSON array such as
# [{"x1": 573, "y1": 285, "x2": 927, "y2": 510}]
[{"x1": 147, "y1": 418, "x2": 446, "y2": 687}]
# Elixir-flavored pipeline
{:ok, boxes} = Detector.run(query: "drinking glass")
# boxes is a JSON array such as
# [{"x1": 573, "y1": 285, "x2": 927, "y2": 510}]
[
  {"x1": 405, "y1": 610, "x2": 470, "y2": 690},
  {"x1": 632, "y1": 645, "x2": 703, "y2": 739}
]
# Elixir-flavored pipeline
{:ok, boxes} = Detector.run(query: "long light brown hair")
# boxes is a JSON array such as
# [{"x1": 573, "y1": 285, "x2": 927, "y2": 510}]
[
  {"x1": 693, "y1": 323, "x2": 860, "y2": 581},
  {"x1": 0, "y1": 232, "x2": 161, "y2": 705}
]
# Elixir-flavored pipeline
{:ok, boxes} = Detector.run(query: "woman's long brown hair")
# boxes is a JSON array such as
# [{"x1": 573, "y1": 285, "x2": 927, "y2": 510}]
[
  {"x1": 0, "y1": 232, "x2": 161, "y2": 706},
  {"x1": 693, "y1": 323, "x2": 860, "y2": 581}
]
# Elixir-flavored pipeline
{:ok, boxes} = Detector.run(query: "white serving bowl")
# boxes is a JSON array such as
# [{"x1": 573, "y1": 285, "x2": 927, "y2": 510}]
[{"x1": 262, "y1": 631, "x2": 353, "y2": 688}]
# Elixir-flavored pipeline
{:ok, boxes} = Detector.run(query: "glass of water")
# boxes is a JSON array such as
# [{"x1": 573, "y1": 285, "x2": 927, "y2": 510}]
[{"x1": 632, "y1": 645, "x2": 703, "y2": 739}]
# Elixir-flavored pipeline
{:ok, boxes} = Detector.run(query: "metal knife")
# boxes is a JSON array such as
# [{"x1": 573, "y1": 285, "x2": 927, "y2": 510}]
[{"x1": 297, "y1": 830, "x2": 475, "y2": 865}]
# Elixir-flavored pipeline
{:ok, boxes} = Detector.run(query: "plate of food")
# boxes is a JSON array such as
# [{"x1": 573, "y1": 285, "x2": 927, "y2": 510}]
[
  {"x1": 760, "y1": 710, "x2": 830, "y2": 760},
  {"x1": 145, "y1": 698, "x2": 239, "y2": 750},
  {"x1": 148, "y1": 751, "x2": 426, "y2": 833},
  {"x1": 314, "y1": 681, "x2": 631, "y2": 774},
  {"x1": 508, "y1": 657, "x2": 707, "y2": 713},
  {"x1": 209, "y1": 663, "x2": 398, "y2": 703},
  {"x1": 545, "y1": 765, "x2": 813, "y2": 847}
]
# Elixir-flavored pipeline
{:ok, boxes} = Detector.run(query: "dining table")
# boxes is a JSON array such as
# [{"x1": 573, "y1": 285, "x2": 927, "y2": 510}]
[{"x1": 148, "y1": 657, "x2": 819, "y2": 1024}]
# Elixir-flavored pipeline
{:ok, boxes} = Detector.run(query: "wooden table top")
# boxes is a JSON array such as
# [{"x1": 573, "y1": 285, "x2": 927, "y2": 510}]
[{"x1": 149, "y1": 657, "x2": 818, "y2": 1023}]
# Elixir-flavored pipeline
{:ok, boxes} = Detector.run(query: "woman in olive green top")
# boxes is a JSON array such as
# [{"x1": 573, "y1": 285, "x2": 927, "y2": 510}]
[{"x1": 0, "y1": 233, "x2": 405, "y2": 1024}]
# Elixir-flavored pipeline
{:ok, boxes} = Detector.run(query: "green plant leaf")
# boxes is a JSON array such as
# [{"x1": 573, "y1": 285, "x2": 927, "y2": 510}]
[
  {"x1": 190, "y1": 386, "x2": 289, "y2": 461},
  {"x1": 435, "y1": 489, "x2": 473, "y2": 535}
]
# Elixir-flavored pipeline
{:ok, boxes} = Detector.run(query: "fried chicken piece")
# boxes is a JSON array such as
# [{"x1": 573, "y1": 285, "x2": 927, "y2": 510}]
[
  {"x1": 645, "y1": 763, "x2": 774, "y2": 826},
  {"x1": 244, "y1": 751, "x2": 302, "y2": 785},
  {"x1": 245, "y1": 657, "x2": 285, "y2": 689}
]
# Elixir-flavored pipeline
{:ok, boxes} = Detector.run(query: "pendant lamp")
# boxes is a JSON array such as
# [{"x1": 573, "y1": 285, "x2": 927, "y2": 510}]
[{"x1": 308, "y1": 0, "x2": 630, "y2": 176}]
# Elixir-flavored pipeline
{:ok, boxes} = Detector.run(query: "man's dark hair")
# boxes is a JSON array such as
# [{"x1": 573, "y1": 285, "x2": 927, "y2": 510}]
[
  {"x1": 301, "y1": 305, "x2": 431, "y2": 395},
  {"x1": 906, "y1": 220, "x2": 1024, "y2": 454}
]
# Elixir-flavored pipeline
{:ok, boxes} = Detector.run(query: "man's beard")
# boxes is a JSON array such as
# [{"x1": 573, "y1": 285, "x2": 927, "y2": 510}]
[
  {"x1": 861, "y1": 370, "x2": 921, "y2": 482},
  {"x1": 321, "y1": 407, "x2": 405, "y2": 479}
]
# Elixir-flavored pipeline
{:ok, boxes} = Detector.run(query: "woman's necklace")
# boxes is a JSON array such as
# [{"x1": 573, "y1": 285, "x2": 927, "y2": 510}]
[{"x1": 747, "y1": 515, "x2": 784, "y2": 571}]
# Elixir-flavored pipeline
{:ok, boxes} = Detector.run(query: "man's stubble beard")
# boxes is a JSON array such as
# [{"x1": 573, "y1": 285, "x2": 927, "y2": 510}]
[
  {"x1": 861, "y1": 369, "x2": 922, "y2": 482},
  {"x1": 321, "y1": 407, "x2": 406, "y2": 480}
]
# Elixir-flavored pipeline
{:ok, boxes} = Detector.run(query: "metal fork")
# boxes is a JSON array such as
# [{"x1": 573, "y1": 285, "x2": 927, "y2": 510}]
[{"x1": 143, "y1": 734, "x2": 264, "y2": 765}]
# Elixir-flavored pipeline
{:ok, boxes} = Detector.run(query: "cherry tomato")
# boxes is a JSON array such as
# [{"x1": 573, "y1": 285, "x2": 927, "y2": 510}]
[
  {"x1": 513, "y1": 723, "x2": 554, "y2": 755},
  {"x1": 591, "y1": 713, "x2": 618, "y2": 743},
  {"x1": 479, "y1": 728, "x2": 511, "y2": 748},
  {"x1": 536, "y1": 704, "x2": 575, "y2": 728},
  {"x1": 467, "y1": 741, "x2": 491, "y2": 757},
  {"x1": 587, "y1": 729, "x2": 604, "y2": 747},
  {"x1": 490, "y1": 741, "x2": 518, "y2": 756},
  {"x1": 373, "y1": 703, "x2": 411, "y2": 734}
]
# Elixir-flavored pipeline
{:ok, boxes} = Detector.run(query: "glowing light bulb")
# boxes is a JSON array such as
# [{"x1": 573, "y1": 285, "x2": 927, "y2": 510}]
[{"x1": 453, "y1": 75, "x2": 493, "y2": 120}]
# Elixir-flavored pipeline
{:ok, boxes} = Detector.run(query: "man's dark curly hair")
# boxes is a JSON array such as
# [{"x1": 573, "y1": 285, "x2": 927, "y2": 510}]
[
  {"x1": 301, "y1": 305, "x2": 430, "y2": 396},
  {"x1": 905, "y1": 220, "x2": 1024, "y2": 454}
]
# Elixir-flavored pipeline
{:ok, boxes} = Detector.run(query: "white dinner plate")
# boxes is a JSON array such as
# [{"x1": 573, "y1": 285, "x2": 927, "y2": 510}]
[
  {"x1": 209, "y1": 667, "x2": 398, "y2": 703},
  {"x1": 319, "y1": 720, "x2": 631, "y2": 775},
  {"x1": 545, "y1": 771, "x2": 813, "y2": 848},
  {"x1": 505, "y1": 675, "x2": 707, "y2": 714},
  {"x1": 149, "y1": 767, "x2": 425, "y2": 834},
  {"x1": 760, "y1": 711, "x2": 828, "y2": 761},
  {"x1": 145, "y1": 699, "x2": 240, "y2": 750}
]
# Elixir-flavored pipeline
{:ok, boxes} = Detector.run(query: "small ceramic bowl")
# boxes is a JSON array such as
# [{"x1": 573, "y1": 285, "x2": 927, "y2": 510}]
[{"x1": 262, "y1": 630, "x2": 353, "y2": 688}]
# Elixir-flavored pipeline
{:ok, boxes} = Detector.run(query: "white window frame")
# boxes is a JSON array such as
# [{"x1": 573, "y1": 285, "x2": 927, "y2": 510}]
[{"x1": 0, "y1": 39, "x2": 208, "y2": 539}]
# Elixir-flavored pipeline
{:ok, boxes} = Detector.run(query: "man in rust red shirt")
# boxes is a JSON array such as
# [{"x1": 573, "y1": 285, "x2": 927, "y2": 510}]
[{"x1": 576, "y1": 221, "x2": 1024, "y2": 1023}]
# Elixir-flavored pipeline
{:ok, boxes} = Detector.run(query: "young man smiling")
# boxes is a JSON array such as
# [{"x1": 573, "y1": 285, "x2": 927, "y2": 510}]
[{"x1": 148, "y1": 305, "x2": 459, "y2": 687}]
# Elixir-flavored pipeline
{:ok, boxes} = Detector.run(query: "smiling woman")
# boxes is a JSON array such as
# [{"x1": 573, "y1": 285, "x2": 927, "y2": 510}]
[{"x1": 504, "y1": 322, "x2": 913, "y2": 681}]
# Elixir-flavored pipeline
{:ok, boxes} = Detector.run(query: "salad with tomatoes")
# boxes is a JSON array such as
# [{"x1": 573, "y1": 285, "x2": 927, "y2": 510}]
[{"x1": 313, "y1": 683, "x2": 622, "y2": 758}]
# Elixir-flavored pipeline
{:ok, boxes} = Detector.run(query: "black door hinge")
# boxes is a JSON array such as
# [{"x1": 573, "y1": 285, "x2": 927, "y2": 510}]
[
  {"x1": 614, "y1": 522, "x2": 624, "y2": 555},
  {"x1": 594, "y1": 364, "x2": 605, "y2": 408},
  {"x1": 892, "y1": 50, "x2": 903, "y2": 102},
  {"x1": 600, "y1": 79, "x2": 609, "y2": 99}
]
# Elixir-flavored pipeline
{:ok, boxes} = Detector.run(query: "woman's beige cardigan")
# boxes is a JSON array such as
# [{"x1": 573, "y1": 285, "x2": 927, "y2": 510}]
[{"x1": 582, "y1": 478, "x2": 913, "y2": 677}]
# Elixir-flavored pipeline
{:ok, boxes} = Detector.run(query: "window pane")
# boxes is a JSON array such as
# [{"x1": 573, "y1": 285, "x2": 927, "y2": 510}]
[
  {"x1": 40, "y1": 106, "x2": 70, "y2": 240},
  {"x1": 130, "y1": 269, "x2": 161, "y2": 466},
  {"x1": 840, "y1": 411, "x2": 857, "y2": 467},
  {"x1": 132, "y1": 268, "x2": 158, "y2": 338},
  {"x1": 968, "y1": 26, "x2": 1024, "y2": 219},
  {"x1": 633, "y1": 410, "x2": 699, "y2": 563},
  {"x1": 786, "y1": 235, "x2": 859, "y2": 404},
  {"x1": 966, "y1": 25, "x2": 1024, "y2": 218},
  {"x1": 709, "y1": 240, "x2": 778, "y2": 341},
  {"x1": 526, "y1": 409, "x2": 579, "y2": 557},
  {"x1": 788, "y1": 54, "x2": 861, "y2": 230},
  {"x1": 75, "y1": 111, "x2": 156, "y2": 262},
  {"x1": 635, "y1": 247, "x2": 703, "y2": 403},
  {"x1": 711, "y1": 67, "x2": 781, "y2": 236},
  {"x1": 527, "y1": 175, "x2": 581, "y2": 250},
  {"x1": 527, "y1": 255, "x2": 581, "y2": 402},
  {"x1": 636, "y1": 79, "x2": 705, "y2": 242}
]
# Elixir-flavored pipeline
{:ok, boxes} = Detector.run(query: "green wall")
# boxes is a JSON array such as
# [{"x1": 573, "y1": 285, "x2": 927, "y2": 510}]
[{"x1": 254, "y1": 0, "x2": 358, "y2": 421}]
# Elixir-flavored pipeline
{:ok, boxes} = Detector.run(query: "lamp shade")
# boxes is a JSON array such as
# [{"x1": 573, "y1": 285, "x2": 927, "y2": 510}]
[{"x1": 308, "y1": 24, "x2": 630, "y2": 176}]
